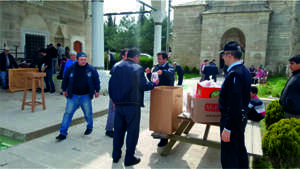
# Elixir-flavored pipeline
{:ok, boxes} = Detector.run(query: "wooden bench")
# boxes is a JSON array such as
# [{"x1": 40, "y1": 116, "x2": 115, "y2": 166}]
[{"x1": 160, "y1": 113, "x2": 263, "y2": 157}]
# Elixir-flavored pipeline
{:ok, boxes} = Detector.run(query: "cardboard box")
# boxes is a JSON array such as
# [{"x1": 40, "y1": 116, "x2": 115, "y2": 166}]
[
  {"x1": 149, "y1": 86, "x2": 183, "y2": 134},
  {"x1": 190, "y1": 97, "x2": 221, "y2": 123},
  {"x1": 196, "y1": 83, "x2": 220, "y2": 98}
]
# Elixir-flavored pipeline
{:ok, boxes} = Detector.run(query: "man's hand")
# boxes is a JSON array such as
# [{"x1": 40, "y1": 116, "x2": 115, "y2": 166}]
[
  {"x1": 154, "y1": 79, "x2": 159, "y2": 85},
  {"x1": 95, "y1": 92, "x2": 99, "y2": 98},
  {"x1": 63, "y1": 92, "x2": 68, "y2": 97},
  {"x1": 145, "y1": 67, "x2": 151, "y2": 74},
  {"x1": 42, "y1": 65, "x2": 48, "y2": 72},
  {"x1": 157, "y1": 70, "x2": 162, "y2": 75},
  {"x1": 221, "y1": 129, "x2": 231, "y2": 142}
]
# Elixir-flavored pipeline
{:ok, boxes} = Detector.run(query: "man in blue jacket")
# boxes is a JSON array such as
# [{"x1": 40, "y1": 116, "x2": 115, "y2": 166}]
[
  {"x1": 109, "y1": 48, "x2": 158, "y2": 166},
  {"x1": 218, "y1": 41, "x2": 251, "y2": 168},
  {"x1": 56, "y1": 52, "x2": 100, "y2": 141}
]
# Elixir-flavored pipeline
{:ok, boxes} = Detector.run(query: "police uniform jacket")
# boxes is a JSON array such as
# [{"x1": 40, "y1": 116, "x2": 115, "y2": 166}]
[
  {"x1": 147, "y1": 62, "x2": 175, "y2": 86},
  {"x1": 218, "y1": 63, "x2": 251, "y2": 130},
  {"x1": 109, "y1": 59, "x2": 155, "y2": 107},
  {"x1": 203, "y1": 63, "x2": 219, "y2": 81},
  {"x1": 280, "y1": 69, "x2": 300, "y2": 115}
]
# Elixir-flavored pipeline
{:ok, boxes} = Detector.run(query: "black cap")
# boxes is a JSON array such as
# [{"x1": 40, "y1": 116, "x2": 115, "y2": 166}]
[{"x1": 223, "y1": 41, "x2": 241, "y2": 52}]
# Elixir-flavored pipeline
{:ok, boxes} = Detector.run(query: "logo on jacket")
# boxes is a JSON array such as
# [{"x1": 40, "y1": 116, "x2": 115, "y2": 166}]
[{"x1": 87, "y1": 72, "x2": 92, "y2": 77}]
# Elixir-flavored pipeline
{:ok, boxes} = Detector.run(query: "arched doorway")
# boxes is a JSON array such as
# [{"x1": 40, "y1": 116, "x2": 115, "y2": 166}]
[
  {"x1": 219, "y1": 28, "x2": 246, "y2": 68},
  {"x1": 73, "y1": 41, "x2": 82, "y2": 53}
]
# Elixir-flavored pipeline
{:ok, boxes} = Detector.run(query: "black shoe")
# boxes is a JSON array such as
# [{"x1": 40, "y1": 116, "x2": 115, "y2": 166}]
[
  {"x1": 84, "y1": 128, "x2": 93, "y2": 135},
  {"x1": 158, "y1": 138, "x2": 168, "y2": 147},
  {"x1": 105, "y1": 130, "x2": 114, "y2": 138},
  {"x1": 44, "y1": 89, "x2": 50, "y2": 93},
  {"x1": 56, "y1": 134, "x2": 66, "y2": 141},
  {"x1": 113, "y1": 157, "x2": 120, "y2": 163},
  {"x1": 124, "y1": 157, "x2": 141, "y2": 166},
  {"x1": 50, "y1": 90, "x2": 55, "y2": 93}
]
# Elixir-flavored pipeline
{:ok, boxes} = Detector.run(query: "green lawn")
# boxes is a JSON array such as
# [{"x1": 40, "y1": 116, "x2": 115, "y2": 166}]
[{"x1": 257, "y1": 76, "x2": 288, "y2": 98}]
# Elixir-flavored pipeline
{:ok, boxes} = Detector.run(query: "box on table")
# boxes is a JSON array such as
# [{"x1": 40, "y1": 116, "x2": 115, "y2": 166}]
[
  {"x1": 196, "y1": 83, "x2": 220, "y2": 98},
  {"x1": 149, "y1": 86, "x2": 183, "y2": 134},
  {"x1": 188, "y1": 94, "x2": 221, "y2": 123}
]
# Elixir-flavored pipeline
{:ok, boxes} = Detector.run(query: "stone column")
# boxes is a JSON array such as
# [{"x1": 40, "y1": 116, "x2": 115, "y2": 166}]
[
  {"x1": 92, "y1": 0, "x2": 104, "y2": 69},
  {"x1": 152, "y1": 10, "x2": 163, "y2": 65}
]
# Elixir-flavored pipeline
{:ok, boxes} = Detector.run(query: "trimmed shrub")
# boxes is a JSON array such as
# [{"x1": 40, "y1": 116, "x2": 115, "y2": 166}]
[
  {"x1": 265, "y1": 100, "x2": 284, "y2": 129},
  {"x1": 139, "y1": 57, "x2": 153, "y2": 69},
  {"x1": 191, "y1": 66, "x2": 200, "y2": 74},
  {"x1": 183, "y1": 65, "x2": 190, "y2": 74},
  {"x1": 262, "y1": 118, "x2": 300, "y2": 168}
]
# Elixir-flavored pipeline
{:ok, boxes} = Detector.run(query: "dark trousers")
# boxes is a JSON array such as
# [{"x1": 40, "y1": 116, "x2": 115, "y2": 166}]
[
  {"x1": 113, "y1": 105, "x2": 141, "y2": 163},
  {"x1": 44, "y1": 68, "x2": 55, "y2": 92},
  {"x1": 178, "y1": 74, "x2": 184, "y2": 86},
  {"x1": 220, "y1": 123, "x2": 249, "y2": 169}
]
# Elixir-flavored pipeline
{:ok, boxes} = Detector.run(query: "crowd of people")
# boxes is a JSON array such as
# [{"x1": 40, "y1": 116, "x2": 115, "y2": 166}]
[{"x1": 1, "y1": 40, "x2": 300, "y2": 167}]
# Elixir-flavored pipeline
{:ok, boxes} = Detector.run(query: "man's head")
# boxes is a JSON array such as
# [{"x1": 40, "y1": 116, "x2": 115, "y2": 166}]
[
  {"x1": 127, "y1": 48, "x2": 140, "y2": 63},
  {"x1": 120, "y1": 49, "x2": 127, "y2": 61},
  {"x1": 173, "y1": 62, "x2": 177, "y2": 66},
  {"x1": 250, "y1": 86, "x2": 258, "y2": 99},
  {"x1": 57, "y1": 43, "x2": 61, "y2": 47},
  {"x1": 289, "y1": 55, "x2": 300, "y2": 72},
  {"x1": 70, "y1": 50, "x2": 77, "y2": 61},
  {"x1": 222, "y1": 41, "x2": 242, "y2": 66},
  {"x1": 157, "y1": 52, "x2": 168, "y2": 66},
  {"x1": 77, "y1": 52, "x2": 88, "y2": 66},
  {"x1": 3, "y1": 48, "x2": 9, "y2": 55}
]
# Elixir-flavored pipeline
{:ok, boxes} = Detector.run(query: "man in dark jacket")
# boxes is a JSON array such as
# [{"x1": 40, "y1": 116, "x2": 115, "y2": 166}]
[
  {"x1": 56, "y1": 52, "x2": 100, "y2": 141},
  {"x1": 145, "y1": 51, "x2": 175, "y2": 147},
  {"x1": 218, "y1": 41, "x2": 251, "y2": 168},
  {"x1": 173, "y1": 62, "x2": 184, "y2": 86},
  {"x1": 0, "y1": 48, "x2": 19, "y2": 89},
  {"x1": 280, "y1": 55, "x2": 300, "y2": 118},
  {"x1": 109, "y1": 48, "x2": 157, "y2": 166},
  {"x1": 203, "y1": 59, "x2": 219, "y2": 82}
]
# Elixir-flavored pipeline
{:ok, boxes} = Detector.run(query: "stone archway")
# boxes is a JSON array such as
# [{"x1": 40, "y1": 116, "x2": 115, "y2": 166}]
[
  {"x1": 73, "y1": 41, "x2": 82, "y2": 53},
  {"x1": 219, "y1": 28, "x2": 246, "y2": 68}
]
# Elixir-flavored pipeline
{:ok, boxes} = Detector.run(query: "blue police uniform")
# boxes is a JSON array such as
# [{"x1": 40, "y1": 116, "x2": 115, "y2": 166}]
[
  {"x1": 218, "y1": 62, "x2": 251, "y2": 168},
  {"x1": 109, "y1": 59, "x2": 155, "y2": 164}
]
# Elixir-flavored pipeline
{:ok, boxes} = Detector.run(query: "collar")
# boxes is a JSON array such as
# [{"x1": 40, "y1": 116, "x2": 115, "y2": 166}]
[
  {"x1": 292, "y1": 69, "x2": 300, "y2": 75},
  {"x1": 227, "y1": 61, "x2": 242, "y2": 72},
  {"x1": 161, "y1": 61, "x2": 168, "y2": 67}
]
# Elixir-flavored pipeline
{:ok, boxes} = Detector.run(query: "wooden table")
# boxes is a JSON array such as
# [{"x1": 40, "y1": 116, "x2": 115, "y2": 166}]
[
  {"x1": 21, "y1": 72, "x2": 46, "y2": 112},
  {"x1": 160, "y1": 113, "x2": 263, "y2": 157}
]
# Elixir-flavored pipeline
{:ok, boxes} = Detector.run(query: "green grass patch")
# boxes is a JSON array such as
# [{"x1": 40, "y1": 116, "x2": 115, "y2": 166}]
[
  {"x1": 184, "y1": 73, "x2": 200, "y2": 79},
  {"x1": 257, "y1": 76, "x2": 287, "y2": 98},
  {"x1": 0, "y1": 136, "x2": 23, "y2": 150}
]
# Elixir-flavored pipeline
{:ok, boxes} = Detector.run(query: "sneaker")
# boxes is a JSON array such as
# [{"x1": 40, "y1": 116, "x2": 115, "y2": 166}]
[
  {"x1": 84, "y1": 128, "x2": 93, "y2": 135},
  {"x1": 124, "y1": 157, "x2": 141, "y2": 166},
  {"x1": 105, "y1": 130, "x2": 114, "y2": 138},
  {"x1": 158, "y1": 138, "x2": 168, "y2": 147},
  {"x1": 56, "y1": 134, "x2": 66, "y2": 141}
]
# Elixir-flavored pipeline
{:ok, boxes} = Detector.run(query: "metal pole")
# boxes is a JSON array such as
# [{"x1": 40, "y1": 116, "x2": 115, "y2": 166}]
[{"x1": 166, "y1": 0, "x2": 171, "y2": 52}]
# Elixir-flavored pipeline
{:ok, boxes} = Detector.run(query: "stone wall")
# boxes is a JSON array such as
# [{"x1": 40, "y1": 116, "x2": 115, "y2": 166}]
[{"x1": 0, "y1": 1, "x2": 91, "y2": 61}]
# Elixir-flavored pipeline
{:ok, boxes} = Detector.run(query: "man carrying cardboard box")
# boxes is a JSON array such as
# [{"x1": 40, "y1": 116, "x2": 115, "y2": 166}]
[
  {"x1": 146, "y1": 51, "x2": 175, "y2": 147},
  {"x1": 218, "y1": 41, "x2": 251, "y2": 168}
]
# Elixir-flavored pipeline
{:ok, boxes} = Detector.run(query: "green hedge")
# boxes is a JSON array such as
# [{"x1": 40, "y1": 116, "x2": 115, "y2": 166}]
[
  {"x1": 264, "y1": 100, "x2": 285, "y2": 129},
  {"x1": 139, "y1": 57, "x2": 153, "y2": 69},
  {"x1": 262, "y1": 118, "x2": 300, "y2": 168}
]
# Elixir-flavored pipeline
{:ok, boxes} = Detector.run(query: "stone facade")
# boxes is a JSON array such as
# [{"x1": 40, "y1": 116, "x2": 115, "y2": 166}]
[
  {"x1": 0, "y1": 1, "x2": 92, "y2": 63},
  {"x1": 172, "y1": 0, "x2": 300, "y2": 75}
]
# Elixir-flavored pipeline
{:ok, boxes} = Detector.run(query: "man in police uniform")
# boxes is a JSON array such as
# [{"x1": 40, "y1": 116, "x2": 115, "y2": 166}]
[
  {"x1": 145, "y1": 51, "x2": 175, "y2": 147},
  {"x1": 109, "y1": 48, "x2": 158, "y2": 166},
  {"x1": 218, "y1": 41, "x2": 251, "y2": 168}
]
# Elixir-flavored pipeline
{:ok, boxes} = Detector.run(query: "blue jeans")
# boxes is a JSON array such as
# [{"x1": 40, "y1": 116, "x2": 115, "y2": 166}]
[
  {"x1": 105, "y1": 98, "x2": 115, "y2": 131},
  {"x1": 44, "y1": 69, "x2": 55, "y2": 92},
  {"x1": 59, "y1": 94, "x2": 93, "y2": 136},
  {"x1": 52, "y1": 58, "x2": 57, "y2": 74},
  {"x1": 0, "y1": 70, "x2": 8, "y2": 88}
]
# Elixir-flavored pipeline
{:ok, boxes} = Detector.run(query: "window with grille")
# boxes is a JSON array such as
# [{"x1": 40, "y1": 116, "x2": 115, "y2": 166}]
[{"x1": 25, "y1": 34, "x2": 45, "y2": 60}]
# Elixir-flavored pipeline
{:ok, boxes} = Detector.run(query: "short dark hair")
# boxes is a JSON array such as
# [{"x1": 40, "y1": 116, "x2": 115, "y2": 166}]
[
  {"x1": 157, "y1": 51, "x2": 168, "y2": 60},
  {"x1": 120, "y1": 49, "x2": 127, "y2": 57},
  {"x1": 250, "y1": 86, "x2": 258, "y2": 94},
  {"x1": 289, "y1": 55, "x2": 300, "y2": 64},
  {"x1": 127, "y1": 48, "x2": 140, "y2": 58},
  {"x1": 39, "y1": 48, "x2": 46, "y2": 53},
  {"x1": 57, "y1": 43, "x2": 61, "y2": 47}
]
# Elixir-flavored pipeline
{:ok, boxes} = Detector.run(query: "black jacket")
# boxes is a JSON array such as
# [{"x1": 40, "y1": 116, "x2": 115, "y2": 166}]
[
  {"x1": 0, "y1": 52, "x2": 18, "y2": 71},
  {"x1": 175, "y1": 65, "x2": 184, "y2": 76},
  {"x1": 147, "y1": 62, "x2": 175, "y2": 86},
  {"x1": 280, "y1": 69, "x2": 300, "y2": 115},
  {"x1": 203, "y1": 63, "x2": 219, "y2": 82},
  {"x1": 109, "y1": 59, "x2": 155, "y2": 107},
  {"x1": 218, "y1": 63, "x2": 251, "y2": 130}
]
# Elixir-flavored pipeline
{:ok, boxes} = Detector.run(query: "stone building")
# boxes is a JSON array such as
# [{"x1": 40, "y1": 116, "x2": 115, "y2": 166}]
[
  {"x1": 172, "y1": 0, "x2": 300, "y2": 75},
  {"x1": 0, "y1": 1, "x2": 92, "y2": 63}
]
